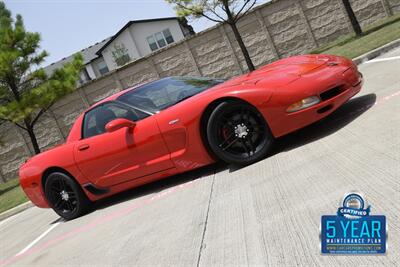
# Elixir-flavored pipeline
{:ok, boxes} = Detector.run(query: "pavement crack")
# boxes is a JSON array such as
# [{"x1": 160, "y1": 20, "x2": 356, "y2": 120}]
[{"x1": 196, "y1": 168, "x2": 216, "y2": 267}]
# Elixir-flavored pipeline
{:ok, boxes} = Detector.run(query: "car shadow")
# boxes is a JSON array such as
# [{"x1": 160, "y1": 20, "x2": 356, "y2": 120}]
[
  {"x1": 93, "y1": 162, "x2": 226, "y2": 211},
  {"x1": 49, "y1": 217, "x2": 65, "y2": 225},
  {"x1": 72, "y1": 93, "x2": 376, "y2": 217},
  {"x1": 229, "y1": 93, "x2": 377, "y2": 172}
]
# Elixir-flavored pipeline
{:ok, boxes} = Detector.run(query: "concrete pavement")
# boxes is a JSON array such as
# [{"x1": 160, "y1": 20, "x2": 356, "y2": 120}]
[{"x1": 0, "y1": 48, "x2": 399, "y2": 266}]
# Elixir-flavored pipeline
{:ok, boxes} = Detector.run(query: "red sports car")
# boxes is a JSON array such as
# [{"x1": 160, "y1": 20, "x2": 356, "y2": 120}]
[{"x1": 19, "y1": 54, "x2": 363, "y2": 219}]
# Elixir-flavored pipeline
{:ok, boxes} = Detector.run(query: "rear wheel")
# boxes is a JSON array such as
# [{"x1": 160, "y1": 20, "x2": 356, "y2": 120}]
[
  {"x1": 44, "y1": 172, "x2": 91, "y2": 220},
  {"x1": 206, "y1": 100, "x2": 274, "y2": 165}
]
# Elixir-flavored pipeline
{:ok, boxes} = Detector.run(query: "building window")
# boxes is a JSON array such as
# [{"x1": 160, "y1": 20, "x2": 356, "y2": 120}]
[
  {"x1": 147, "y1": 36, "x2": 158, "y2": 52},
  {"x1": 146, "y1": 28, "x2": 175, "y2": 52},
  {"x1": 111, "y1": 43, "x2": 131, "y2": 67},
  {"x1": 78, "y1": 69, "x2": 91, "y2": 84},
  {"x1": 163, "y1": 29, "x2": 174, "y2": 44},
  {"x1": 155, "y1": 32, "x2": 166, "y2": 48},
  {"x1": 97, "y1": 60, "x2": 109, "y2": 75}
]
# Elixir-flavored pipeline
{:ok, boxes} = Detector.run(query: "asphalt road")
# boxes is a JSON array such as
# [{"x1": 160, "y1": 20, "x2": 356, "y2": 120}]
[{"x1": 1, "y1": 48, "x2": 399, "y2": 267}]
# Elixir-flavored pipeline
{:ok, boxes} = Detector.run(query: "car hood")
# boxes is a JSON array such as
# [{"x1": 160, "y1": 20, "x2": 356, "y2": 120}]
[{"x1": 219, "y1": 54, "x2": 332, "y2": 89}]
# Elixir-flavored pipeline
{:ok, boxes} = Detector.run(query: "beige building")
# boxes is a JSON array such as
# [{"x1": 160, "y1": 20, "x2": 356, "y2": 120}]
[{"x1": 44, "y1": 17, "x2": 194, "y2": 85}]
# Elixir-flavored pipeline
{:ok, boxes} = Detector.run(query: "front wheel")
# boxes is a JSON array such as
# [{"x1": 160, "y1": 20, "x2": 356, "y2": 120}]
[
  {"x1": 206, "y1": 101, "x2": 274, "y2": 165},
  {"x1": 44, "y1": 172, "x2": 91, "y2": 220}
]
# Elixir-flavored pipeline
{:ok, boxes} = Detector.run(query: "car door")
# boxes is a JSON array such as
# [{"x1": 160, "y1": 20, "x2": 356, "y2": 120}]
[{"x1": 74, "y1": 102, "x2": 174, "y2": 188}]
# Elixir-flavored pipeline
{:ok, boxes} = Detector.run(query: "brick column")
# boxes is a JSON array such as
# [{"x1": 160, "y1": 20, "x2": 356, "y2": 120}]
[
  {"x1": 183, "y1": 41, "x2": 202, "y2": 76},
  {"x1": 147, "y1": 58, "x2": 161, "y2": 78},
  {"x1": 381, "y1": 0, "x2": 393, "y2": 16},
  {"x1": 76, "y1": 88, "x2": 90, "y2": 107},
  {"x1": 337, "y1": 0, "x2": 357, "y2": 34},
  {"x1": 255, "y1": 9, "x2": 279, "y2": 59},
  {"x1": 48, "y1": 109, "x2": 66, "y2": 140},
  {"x1": 15, "y1": 125, "x2": 33, "y2": 156},
  {"x1": 112, "y1": 74, "x2": 124, "y2": 91},
  {"x1": 219, "y1": 25, "x2": 245, "y2": 74},
  {"x1": 295, "y1": 0, "x2": 318, "y2": 48},
  {"x1": 0, "y1": 168, "x2": 5, "y2": 183}
]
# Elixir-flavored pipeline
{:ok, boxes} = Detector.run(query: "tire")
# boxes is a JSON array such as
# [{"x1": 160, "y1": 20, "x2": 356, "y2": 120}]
[
  {"x1": 44, "y1": 172, "x2": 91, "y2": 220},
  {"x1": 206, "y1": 100, "x2": 274, "y2": 165}
]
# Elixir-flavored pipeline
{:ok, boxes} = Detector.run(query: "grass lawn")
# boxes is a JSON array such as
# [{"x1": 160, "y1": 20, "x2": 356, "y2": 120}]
[
  {"x1": 0, "y1": 178, "x2": 28, "y2": 214},
  {"x1": 311, "y1": 14, "x2": 400, "y2": 59}
]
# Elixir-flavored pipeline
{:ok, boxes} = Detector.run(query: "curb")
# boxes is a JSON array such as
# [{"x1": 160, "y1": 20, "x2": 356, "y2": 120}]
[
  {"x1": 353, "y1": 38, "x2": 400, "y2": 65},
  {"x1": 0, "y1": 201, "x2": 34, "y2": 222}
]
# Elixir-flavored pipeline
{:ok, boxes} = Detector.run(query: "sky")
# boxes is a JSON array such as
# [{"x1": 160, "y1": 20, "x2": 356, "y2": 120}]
[{"x1": 3, "y1": 0, "x2": 219, "y2": 66}]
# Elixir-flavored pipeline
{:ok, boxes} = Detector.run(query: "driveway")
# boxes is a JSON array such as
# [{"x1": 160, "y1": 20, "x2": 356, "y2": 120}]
[{"x1": 0, "y1": 48, "x2": 399, "y2": 267}]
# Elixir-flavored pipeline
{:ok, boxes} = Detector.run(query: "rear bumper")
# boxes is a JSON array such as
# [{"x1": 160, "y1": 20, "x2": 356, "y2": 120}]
[
  {"x1": 21, "y1": 184, "x2": 50, "y2": 208},
  {"x1": 269, "y1": 82, "x2": 362, "y2": 138},
  {"x1": 19, "y1": 169, "x2": 50, "y2": 208}
]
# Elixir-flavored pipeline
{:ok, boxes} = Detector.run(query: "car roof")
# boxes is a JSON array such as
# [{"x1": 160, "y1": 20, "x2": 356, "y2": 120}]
[
  {"x1": 84, "y1": 77, "x2": 178, "y2": 111},
  {"x1": 88, "y1": 87, "x2": 134, "y2": 108}
]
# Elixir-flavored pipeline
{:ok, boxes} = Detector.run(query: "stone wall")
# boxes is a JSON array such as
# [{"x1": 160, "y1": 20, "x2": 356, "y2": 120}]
[
  {"x1": 0, "y1": 0, "x2": 398, "y2": 182},
  {"x1": 388, "y1": 0, "x2": 400, "y2": 13}
]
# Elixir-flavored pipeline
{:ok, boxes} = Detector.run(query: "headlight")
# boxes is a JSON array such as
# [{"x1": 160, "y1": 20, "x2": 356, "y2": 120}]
[{"x1": 286, "y1": 96, "x2": 320, "y2": 113}]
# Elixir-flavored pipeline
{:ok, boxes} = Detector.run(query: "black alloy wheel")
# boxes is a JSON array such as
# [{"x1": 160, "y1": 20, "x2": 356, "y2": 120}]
[
  {"x1": 44, "y1": 172, "x2": 91, "y2": 220},
  {"x1": 206, "y1": 100, "x2": 274, "y2": 165}
]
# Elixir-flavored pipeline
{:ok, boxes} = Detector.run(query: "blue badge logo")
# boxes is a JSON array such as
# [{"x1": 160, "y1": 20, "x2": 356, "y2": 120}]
[{"x1": 321, "y1": 192, "x2": 386, "y2": 254}]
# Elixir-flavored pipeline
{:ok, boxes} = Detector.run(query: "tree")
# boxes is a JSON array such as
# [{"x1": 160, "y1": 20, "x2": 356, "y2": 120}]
[
  {"x1": 166, "y1": 0, "x2": 257, "y2": 71},
  {"x1": 341, "y1": 0, "x2": 362, "y2": 36},
  {"x1": 0, "y1": 2, "x2": 83, "y2": 154}
]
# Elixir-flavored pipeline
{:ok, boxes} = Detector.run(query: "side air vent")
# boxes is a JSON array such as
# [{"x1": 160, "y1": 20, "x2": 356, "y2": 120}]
[
  {"x1": 320, "y1": 86, "x2": 343, "y2": 101},
  {"x1": 317, "y1": 105, "x2": 333, "y2": 114},
  {"x1": 83, "y1": 184, "x2": 110, "y2": 195}
]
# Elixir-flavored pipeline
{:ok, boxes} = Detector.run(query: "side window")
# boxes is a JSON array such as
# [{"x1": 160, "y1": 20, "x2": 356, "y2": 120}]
[
  {"x1": 155, "y1": 32, "x2": 166, "y2": 48},
  {"x1": 82, "y1": 103, "x2": 149, "y2": 139},
  {"x1": 147, "y1": 36, "x2": 158, "y2": 51},
  {"x1": 163, "y1": 29, "x2": 174, "y2": 44},
  {"x1": 146, "y1": 28, "x2": 174, "y2": 52},
  {"x1": 97, "y1": 60, "x2": 109, "y2": 75}
]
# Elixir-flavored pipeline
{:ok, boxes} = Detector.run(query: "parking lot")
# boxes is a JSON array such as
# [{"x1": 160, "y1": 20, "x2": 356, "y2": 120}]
[{"x1": 1, "y1": 48, "x2": 399, "y2": 267}]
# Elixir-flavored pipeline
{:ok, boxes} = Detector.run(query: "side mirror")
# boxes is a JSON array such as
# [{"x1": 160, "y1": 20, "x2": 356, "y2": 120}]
[{"x1": 105, "y1": 118, "x2": 136, "y2": 133}]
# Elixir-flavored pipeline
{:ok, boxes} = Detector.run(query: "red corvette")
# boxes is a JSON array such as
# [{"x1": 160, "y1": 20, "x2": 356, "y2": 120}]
[{"x1": 19, "y1": 54, "x2": 362, "y2": 219}]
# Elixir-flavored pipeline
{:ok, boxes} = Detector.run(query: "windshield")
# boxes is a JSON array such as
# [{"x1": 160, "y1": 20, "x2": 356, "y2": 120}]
[{"x1": 117, "y1": 77, "x2": 224, "y2": 113}]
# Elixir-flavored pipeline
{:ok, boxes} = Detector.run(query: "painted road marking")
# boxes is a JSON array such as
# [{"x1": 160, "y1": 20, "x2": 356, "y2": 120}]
[
  {"x1": 16, "y1": 221, "x2": 62, "y2": 256},
  {"x1": 365, "y1": 56, "x2": 400, "y2": 64},
  {"x1": 0, "y1": 179, "x2": 200, "y2": 267},
  {"x1": 0, "y1": 212, "x2": 24, "y2": 228}
]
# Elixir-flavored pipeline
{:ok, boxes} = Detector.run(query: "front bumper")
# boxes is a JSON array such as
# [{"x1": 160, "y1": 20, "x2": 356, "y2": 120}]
[{"x1": 268, "y1": 76, "x2": 363, "y2": 138}]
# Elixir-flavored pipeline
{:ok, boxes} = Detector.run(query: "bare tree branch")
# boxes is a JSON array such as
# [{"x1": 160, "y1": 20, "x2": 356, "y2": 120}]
[
  {"x1": 0, "y1": 118, "x2": 28, "y2": 131},
  {"x1": 235, "y1": 0, "x2": 257, "y2": 21},
  {"x1": 208, "y1": 3, "x2": 226, "y2": 21},
  {"x1": 207, "y1": 6, "x2": 227, "y2": 22},
  {"x1": 15, "y1": 122, "x2": 28, "y2": 131},
  {"x1": 234, "y1": 0, "x2": 251, "y2": 19},
  {"x1": 30, "y1": 107, "x2": 47, "y2": 127},
  {"x1": 168, "y1": 0, "x2": 256, "y2": 71},
  {"x1": 220, "y1": 2, "x2": 227, "y2": 12},
  {"x1": 199, "y1": 11, "x2": 225, "y2": 23},
  {"x1": 175, "y1": 2, "x2": 225, "y2": 23}
]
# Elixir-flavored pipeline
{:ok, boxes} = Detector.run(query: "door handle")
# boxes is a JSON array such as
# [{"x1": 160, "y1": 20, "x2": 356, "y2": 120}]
[{"x1": 78, "y1": 144, "x2": 90, "y2": 151}]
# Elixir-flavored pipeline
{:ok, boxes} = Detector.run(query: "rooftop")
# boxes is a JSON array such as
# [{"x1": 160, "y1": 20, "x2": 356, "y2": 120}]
[{"x1": 43, "y1": 37, "x2": 111, "y2": 76}]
